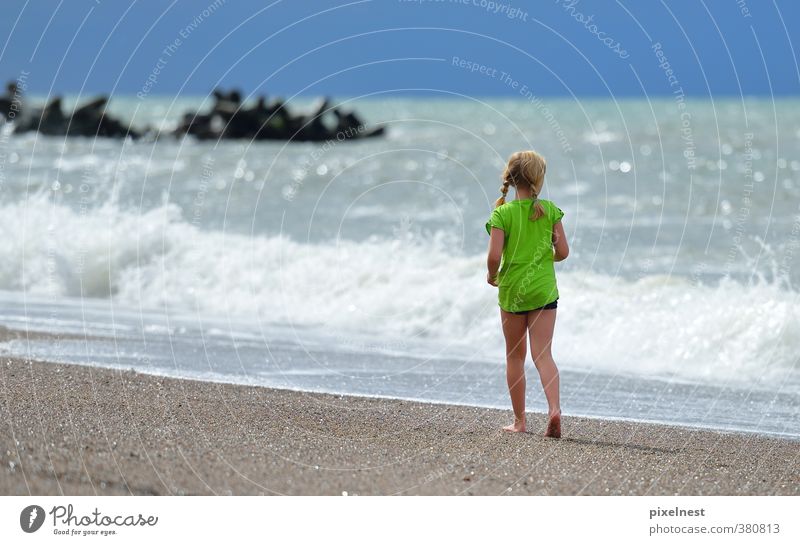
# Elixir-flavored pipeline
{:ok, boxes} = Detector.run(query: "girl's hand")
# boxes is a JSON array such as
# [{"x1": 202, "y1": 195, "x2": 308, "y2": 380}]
[{"x1": 487, "y1": 272, "x2": 498, "y2": 286}]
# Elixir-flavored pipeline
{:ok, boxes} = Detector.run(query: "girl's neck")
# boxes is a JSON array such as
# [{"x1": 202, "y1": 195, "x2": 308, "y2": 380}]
[{"x1": 515, "y1": 187, "x2": 534, "y2": 200}]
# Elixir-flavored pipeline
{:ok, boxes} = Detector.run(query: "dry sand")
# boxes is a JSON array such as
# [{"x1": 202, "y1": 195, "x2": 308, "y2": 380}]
[{"x1": 0, "y1": 350, "x2": 797, "y2": 495}]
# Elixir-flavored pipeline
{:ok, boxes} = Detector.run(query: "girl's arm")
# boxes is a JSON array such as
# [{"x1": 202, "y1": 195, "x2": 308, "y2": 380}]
[
  {"x1": 552, "y1": 221, "x2": 569, "y2": 262},
  {"x1": 487, "y1": 227, "x2": 504, "y2": 286}
]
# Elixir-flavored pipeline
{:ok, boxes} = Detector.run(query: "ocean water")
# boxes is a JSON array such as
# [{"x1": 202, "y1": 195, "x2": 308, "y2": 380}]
[{"x1": 0, "y1": 96, "x2": 798, "y2": 438}]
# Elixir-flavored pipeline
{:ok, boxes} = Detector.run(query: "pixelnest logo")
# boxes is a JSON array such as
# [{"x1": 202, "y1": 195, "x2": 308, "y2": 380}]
[{"x1": 20, "y1": 505, "x2": 45, "y2": 533}]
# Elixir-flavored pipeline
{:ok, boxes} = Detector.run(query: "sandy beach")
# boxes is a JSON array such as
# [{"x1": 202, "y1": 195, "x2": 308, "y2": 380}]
[{"x1": 1, "y1": 333, "x2": 796, "y2": 496}]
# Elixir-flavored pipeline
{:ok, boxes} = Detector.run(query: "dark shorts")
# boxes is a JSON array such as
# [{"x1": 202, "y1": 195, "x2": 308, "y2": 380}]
[{"x1": 510, "y1": 299, "x2": 558, "y2": 315}]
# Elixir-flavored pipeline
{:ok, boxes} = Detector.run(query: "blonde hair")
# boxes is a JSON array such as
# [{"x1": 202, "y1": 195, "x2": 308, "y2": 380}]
[{"x1": 495, "y1": 150, "x2": 547, "y2": 221}]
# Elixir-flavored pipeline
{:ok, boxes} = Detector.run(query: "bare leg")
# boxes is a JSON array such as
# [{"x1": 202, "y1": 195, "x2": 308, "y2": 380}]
[
  {"x1": 528, "y1": 309, "x2": 561, "y2": 438},
  {"x1": 500, "y1": 309, "x2": 528, "y2": 432}
]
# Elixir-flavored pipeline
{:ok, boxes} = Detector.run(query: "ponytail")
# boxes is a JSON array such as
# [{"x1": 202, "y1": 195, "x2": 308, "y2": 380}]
[{"x1": 529, "y1": 198, "x2": 545, "y2": 221}]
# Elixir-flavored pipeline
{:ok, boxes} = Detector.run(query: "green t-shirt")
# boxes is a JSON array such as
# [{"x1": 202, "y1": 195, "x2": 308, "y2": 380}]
[{"x1": 485, "y1": 198, "x2": 564, "y2": 312}]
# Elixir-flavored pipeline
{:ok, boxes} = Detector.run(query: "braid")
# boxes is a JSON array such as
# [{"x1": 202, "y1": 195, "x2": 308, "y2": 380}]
[
  {"x1": 529, "y1": 193, "x2": 546, "y2": 221},
  {"x1": 494, "y1": 178, "x2": 511, "y2": 208},
  {"x1": 495, "y1": 159, "x2": 518, "y2": 208}
]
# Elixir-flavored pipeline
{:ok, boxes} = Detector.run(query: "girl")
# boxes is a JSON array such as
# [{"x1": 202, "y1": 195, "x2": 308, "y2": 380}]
[{"x1": 485, "y1": 150, "x2": 568, "y2": 438}]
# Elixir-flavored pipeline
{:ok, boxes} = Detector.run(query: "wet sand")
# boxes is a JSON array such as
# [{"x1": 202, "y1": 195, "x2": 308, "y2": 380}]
[{"x1": 0, "y1": 350, "x2": 797, "y2": 495}]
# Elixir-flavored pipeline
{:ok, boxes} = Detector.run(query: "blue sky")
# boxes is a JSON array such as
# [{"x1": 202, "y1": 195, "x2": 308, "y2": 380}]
[{"x1": 1, "y1": 0, "x2": 799, "y2": 98}]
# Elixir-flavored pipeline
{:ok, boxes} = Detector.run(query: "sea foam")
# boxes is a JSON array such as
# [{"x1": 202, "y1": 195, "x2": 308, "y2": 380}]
[{"x1": 1, "y1": 195, "x2": 798, "y2": 386}]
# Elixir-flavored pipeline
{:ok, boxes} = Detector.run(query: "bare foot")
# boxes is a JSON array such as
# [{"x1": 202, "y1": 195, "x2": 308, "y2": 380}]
[
  {"x1": 503, "y1": 419, "x2": 526, "y2": 433},
  {"x1": 545, "y1": 412, "x2": 561, "y2": 438}
]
